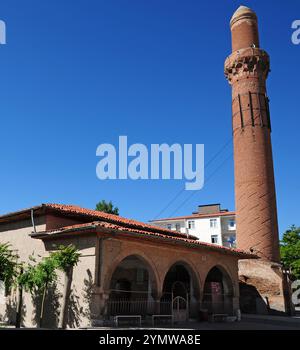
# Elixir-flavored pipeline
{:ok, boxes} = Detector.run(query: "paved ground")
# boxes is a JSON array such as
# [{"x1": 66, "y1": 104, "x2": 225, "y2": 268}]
[
  {"x1": 93, "y1": 313, "x2": 300, "y2": 330},
  {"x1": 1, "y1": 313, "x2": 300, "y2": 330},
  {"x1": 187, "y1": 315, "x2": 300, "y2": 330}
]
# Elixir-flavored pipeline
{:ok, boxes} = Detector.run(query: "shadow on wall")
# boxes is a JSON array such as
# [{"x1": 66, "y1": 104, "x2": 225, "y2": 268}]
[
  {"x1": 82, "y1": 269, "x2": 94, "y2": 322},
  {"x1": 2, "y1": 269, "x2": 94, "y2": 328},
  {"x1": 239, "y1": 281, "x2": 287, "y2": 316},
  {"x1": 31, "y1": 269, "x2": 94, "y2": 328},
  {"x1": 66, "y1": 287, "x2": 81, "y2": 328},
  {"x1": 239, "y1": 281, "x2": 266, "y2": 314},
  {"x1": 65, "y1": 268, "x2": 94, "y2": 328},
  {"x1": 5, "y1": 293, "x2": 26, "y2": 326},
  {"x1": 60, "y1": 268, "x2": 94, "y2": 328},
  {"x1": 32, "y1": 284, "x2": 61, "y2": 328}
]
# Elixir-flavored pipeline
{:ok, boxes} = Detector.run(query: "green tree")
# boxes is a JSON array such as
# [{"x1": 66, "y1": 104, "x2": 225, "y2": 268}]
[
  {"x1": 0, "y1": 243, "x2": 23, "y2": 328},
  {"x1": 280, "y1": 225, "x2": 300, "y2": 279},
  {"x1": 18, "y1": 255, "x2": 57, "y2": 328},
  {"x1": 95, "y1": 200, "x2": 119, "y2": 215},
  {"x1": 51, "y1": 244, "x2": 81, "y2": 329},
  {"x1": 0, "y1": 243, "x2": 19, "y2": 291}
]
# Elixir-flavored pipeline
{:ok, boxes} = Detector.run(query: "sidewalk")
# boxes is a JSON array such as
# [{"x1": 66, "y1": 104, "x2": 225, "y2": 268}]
[
  {"x1": 243, "y1": 313, "x2": 300, "y2": 323},
  {"x1": 187, "y1": 314, "x2": 300, "y2": 330}
]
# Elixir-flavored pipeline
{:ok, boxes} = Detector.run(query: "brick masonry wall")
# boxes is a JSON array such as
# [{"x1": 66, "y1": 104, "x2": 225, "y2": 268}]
[
  {"x1": 225, "y1": 12, "x2": 280, "y2": 262},
  {"x1": 224, "y1": 7, "x2": 291, "y2": 315},
  {"x1": 89, "y1": 235, "x2": 241, "y2": 323}
]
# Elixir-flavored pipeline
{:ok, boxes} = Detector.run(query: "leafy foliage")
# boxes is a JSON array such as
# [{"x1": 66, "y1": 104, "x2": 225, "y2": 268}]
[
  {"x1": 50, "y1": 244, "x2": 81, "y2": 328},
  {"x1": 18, "y1": 255, "x2": 57, "y2": 293},
  {"x1": 95, "y1": 200, "x2": 119, "y2": 215},
  {"x1": 17, "y1": 254, "x2": 58, "y2": 327},
  {"x1": 0, "y1": 243, "x2": 19, "y2": 290},
  {"x1": 0, "y1": 243, "x2": 81, "y2": 327},
  {"x1": 280, "y1": 225, "x2": 300, "y2": 279},
  {"x1": 51, "y1": 244, "x2": 81, "y2": 272}
]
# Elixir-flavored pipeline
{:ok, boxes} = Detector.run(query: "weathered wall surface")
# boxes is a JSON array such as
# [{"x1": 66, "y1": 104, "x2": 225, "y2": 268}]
[
  {"x1": 0, "y1": 218, "x2": 96, "y2": 328},
  {"x1": 239, "y1": 259, "x2": 287, "y2": 314},
  {"x1": 0, "y1": 217, "x2": 47, "y2": 326},
  {"x1": 42, "y1": 234, "x2": 97, "y2": 328}
]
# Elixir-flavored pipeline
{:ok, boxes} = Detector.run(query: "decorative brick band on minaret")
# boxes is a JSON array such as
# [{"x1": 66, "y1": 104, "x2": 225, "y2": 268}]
[{"x1": 224, "y1": 6, "x2": 280, "y2": 262}]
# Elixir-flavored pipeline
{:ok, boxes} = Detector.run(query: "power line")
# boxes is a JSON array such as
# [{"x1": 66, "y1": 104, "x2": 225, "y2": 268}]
[
  {"x1": 151, "y1": 137, "x2": 232, "y2": 220},
  {"x1": 168, "y1": 152, "x2": 233, "y2": 218},
  {"x1": 203, "y1": 137, "x2": 232, "y2": 168},
  {"x1": 152, "y1": 187, "x2": 186, "y2": 220}
]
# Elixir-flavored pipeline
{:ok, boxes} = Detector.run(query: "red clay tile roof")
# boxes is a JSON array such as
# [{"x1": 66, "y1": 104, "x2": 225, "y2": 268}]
[
  {"x1": 150, "y1": 211, "x2": 236, "y2": 222},
  {"x1": 32, "y1": 220, "x2": 256, "y2": 258},
  {"x1": 0, "y1": 203, "x2": 197, "y2": 240},
  {"x1": 1, "y1": 203, "x2": 254, "y2": 258},
  {"x1": 44, "y1": 203, "x2": 199, "y2": 239}
]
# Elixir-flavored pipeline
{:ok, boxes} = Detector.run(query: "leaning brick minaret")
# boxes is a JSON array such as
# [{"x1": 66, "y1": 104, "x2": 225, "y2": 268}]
[
  {"x1": 225, "y1": 6, "x2": 293, "y2": 314},
  {"x1": 224, "y1": 6, "x2": 280, "y2": 262}
]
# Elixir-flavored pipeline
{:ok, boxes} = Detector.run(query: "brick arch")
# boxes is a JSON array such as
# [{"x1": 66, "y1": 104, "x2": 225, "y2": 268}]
[
  {"x1": 102, "y1": 250, "x2": 160, "y2": 298},
  {"x1": 202, "y1": 263, "x2": 235, "y2": 296},
  {"x1": 161, "y1": 259, "x2": 202, "y2": 299}
]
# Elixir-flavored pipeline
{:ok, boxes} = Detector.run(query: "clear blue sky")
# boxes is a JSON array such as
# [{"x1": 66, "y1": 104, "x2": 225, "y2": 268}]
[{"x1": 0, "y1": 0, "x2": 299, "y2": 236}]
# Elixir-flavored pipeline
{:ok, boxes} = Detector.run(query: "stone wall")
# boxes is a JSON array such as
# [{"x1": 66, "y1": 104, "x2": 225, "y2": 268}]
[{"x1": 239, "y1": 259, "x2": 291, "y2": 314}]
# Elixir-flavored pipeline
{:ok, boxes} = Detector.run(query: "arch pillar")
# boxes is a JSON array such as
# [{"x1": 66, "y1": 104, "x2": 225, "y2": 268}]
[
  {"x1": 154, "y1": 290, "x2": 163, "y2": 315},
  {"x1": 189, "y1": 279, "x2": 200, "y2": 319},
  {"x1": 90, "y1": 287, "x2": 110, "y2": 326}
]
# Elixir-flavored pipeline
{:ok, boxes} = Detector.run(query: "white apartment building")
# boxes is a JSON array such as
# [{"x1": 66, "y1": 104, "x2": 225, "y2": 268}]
[{"x1": 150, "y1": 204, "x2": 236, "y2": 248}]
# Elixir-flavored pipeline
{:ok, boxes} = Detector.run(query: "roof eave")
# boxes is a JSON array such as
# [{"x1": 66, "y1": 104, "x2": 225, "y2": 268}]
[{"x1": 31, "y1": 225, "x2": 257, "y2": 259}]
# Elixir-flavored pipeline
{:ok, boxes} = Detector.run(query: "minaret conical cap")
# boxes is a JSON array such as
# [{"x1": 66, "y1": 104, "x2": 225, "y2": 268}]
[{"x1": 230, "y1": 5, "x2": 257, "y2": 26}]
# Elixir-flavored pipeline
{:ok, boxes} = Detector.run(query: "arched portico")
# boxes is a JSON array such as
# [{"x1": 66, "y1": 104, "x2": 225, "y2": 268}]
[
  {"x1": 105, "y1": 254, "x2": 159, "y2": 317},
  {"x1": 161, "y1": 261, "x2": 201, "y2": 320},
  {"x1": 202, "y1": 265, "x2": 235, "y2": 315}
]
